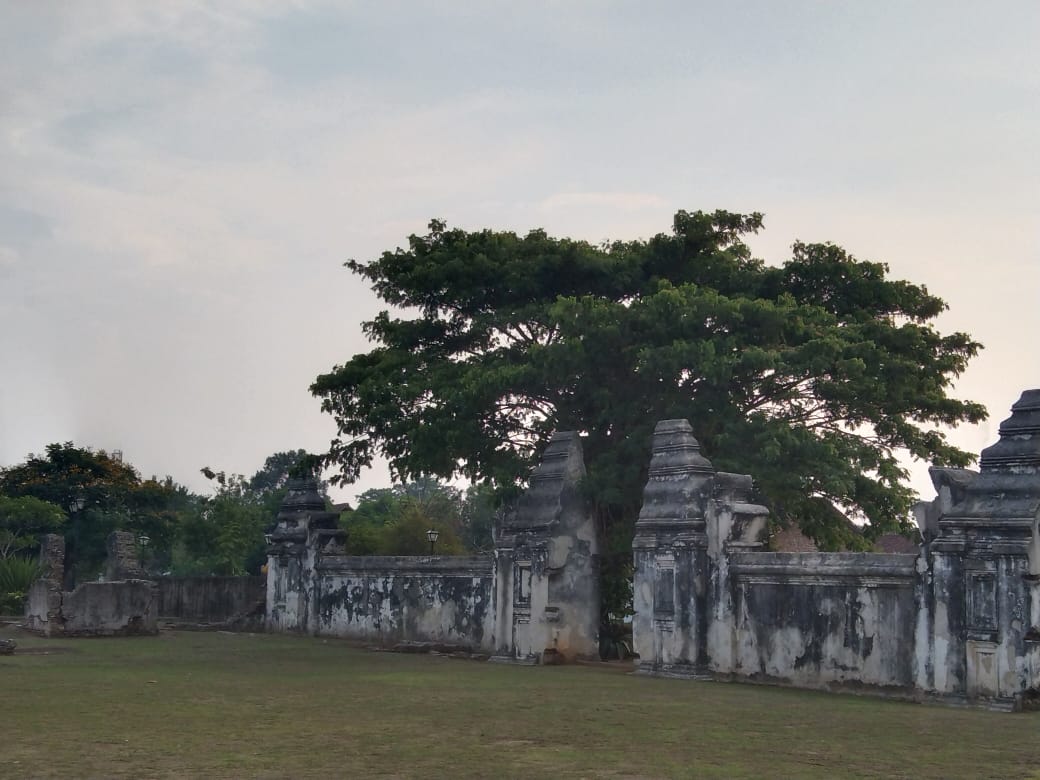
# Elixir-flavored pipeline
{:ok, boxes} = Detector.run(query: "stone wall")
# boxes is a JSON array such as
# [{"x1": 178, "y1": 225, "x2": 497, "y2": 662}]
[
  {"x1": 492, "y1": 432, "x2": 600, "y2": 663},
  {"x1": 157, "y1": 576, "x2": 266, "y2": 625},
  {"x1": 25, "y1": 532, "x2": 158, "y2": 637},
  {"x1": 722, "y1": 552, "x2": 918, "y2": 689},
  {"x1": 267, "y1": 433, "x2": 600, "y2": 662},
  {"x1": 315, "y1": 556, "x2": 494, "y2": 649},
  {"x1": 58, "y1": 581, "x2": 158, "y2": 636},
  {"x1": 633, "y1": 391, "x2": 1040, "y2": 710},
  {"x1": 105, "y1": 530, "x2": 146, "y2": 581}
]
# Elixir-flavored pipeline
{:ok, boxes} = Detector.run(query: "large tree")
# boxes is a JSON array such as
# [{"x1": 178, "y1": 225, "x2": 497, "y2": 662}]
[
  {"x1": 312, "y1": 211, "x2": 985, "y2": 612},
  {"x1": 0, "y1": 443, "x2": 146, "y2": 585}
]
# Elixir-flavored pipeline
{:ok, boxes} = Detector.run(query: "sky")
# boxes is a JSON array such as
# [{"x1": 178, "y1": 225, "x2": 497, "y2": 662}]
[{"x1": 1, "y1": 1, "x2": 1037, "y2": 506}]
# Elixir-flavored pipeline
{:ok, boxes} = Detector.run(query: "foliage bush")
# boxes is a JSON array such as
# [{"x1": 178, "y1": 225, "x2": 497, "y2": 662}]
[{"x1": 0, "y1": 555, "x2": 43, "y2": 614}]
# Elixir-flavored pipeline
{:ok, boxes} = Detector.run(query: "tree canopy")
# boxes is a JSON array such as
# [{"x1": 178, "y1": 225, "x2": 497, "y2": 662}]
[
  {"x1": 340, "y1": 477, "x2": 473, "y2": 556},
  {"x1": 316, "y1": 210, "x2": 984, "y2": 609},
  {"x1": 0, "y1": 444, "x2": 317, "y2": 581},
  {"x1": 0, "y1": 495, "x2": 65, "y2": 558}
]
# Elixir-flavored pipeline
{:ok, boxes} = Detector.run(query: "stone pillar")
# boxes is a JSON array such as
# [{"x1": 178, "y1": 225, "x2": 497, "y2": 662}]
[
  {"x1": 265, "y1": 477, "x2": 342, "y2": 635},
  {"x1": 632, "y1": 420, "x2": 715, "y2": 676},
  {"x1": 926, "y1": 389, "x2": 1040, "y2": 708},
  {"x1": 705, "y1": 472, "x2": 768, "y2": 674},
  {"x1": 25, "y1": 534, "x2": 66, "y2": 636},
  {"x1": 632, "y1": 420, "x2": 768, "y2": 677},
  {"x1": 492, "y1": 432, "x2": 599, "y2": 663},
  {"x1": 105, "y1": 531, "x2": 146, "y2": 581},
  {"x1": 38, "y1": 533, "x2": 65, "y2": 587}
]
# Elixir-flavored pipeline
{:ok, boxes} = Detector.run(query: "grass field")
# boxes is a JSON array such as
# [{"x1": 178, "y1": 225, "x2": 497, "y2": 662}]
[{"x1": 3, "y1": 625, "x2": 1040, "y2": 779}]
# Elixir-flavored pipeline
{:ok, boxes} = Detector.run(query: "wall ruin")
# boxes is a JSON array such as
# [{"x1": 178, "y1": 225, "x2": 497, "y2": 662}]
[
  {"x1": 266, "y1": 432, "x2": 601, "y2": 662},
  {"x1": 633, "y1": 390, "x2": 1040, "y2": 710},
  {"x1": 25, "y1": 531, "x2": 158, "y2": 638}
]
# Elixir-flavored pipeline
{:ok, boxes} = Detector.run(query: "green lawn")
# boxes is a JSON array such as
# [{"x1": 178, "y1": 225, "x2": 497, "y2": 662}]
[{"x1": 3, "y1": 625, "x2": 1039, "y2": 779}]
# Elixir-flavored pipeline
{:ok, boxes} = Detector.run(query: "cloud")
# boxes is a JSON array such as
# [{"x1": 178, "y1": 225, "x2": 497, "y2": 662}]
[{"x1": 1, "y1": 0, "x2": 1037, "y2": 507}]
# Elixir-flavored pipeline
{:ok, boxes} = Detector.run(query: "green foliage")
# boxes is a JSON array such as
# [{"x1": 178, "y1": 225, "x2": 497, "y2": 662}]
[
  {"x1": 0, "y1": 443, "x2": 156, "y2": 583},
  {"x1": 375, "y1": 502, "x2": 465, "y2": 556},
  {"x1": 314, "y1": 211, "x2": 986, "y2": 615},
  {"x1": 175, "y1": 451, "x2": 328, "y2": 576},
  {"x1": 459, "y1": 484, "x2": 497, "y2": 552},
  {"x1": 0, "y1": 555, "x2": 43, "y2": 614},
  {"x1": 177, "y1": 471, "x2": 268, "y2": 576},
  {"x1": 0, "y1": 495, "x2": 65, "y2": 557},
  {"x1": 340, "y1": 477, "x2": 474, "y2": 555},
  {"x1": 0, "y1": 442, "x2": 141, "y2": 510},
  {"x1": 0, "y1": 444, "x2": 203, "y2": 582}
]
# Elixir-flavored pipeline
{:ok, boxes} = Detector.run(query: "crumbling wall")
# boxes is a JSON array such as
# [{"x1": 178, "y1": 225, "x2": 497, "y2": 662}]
[
  {"x1": 267, "y1": 439, "x2": 600, "y2": 663},
  {"x1": 105, "y1": 530, "x2": 146, "y2": 581},
  {"x1": 724, "y1": 552, "x2": 918, "y2": 689},
  {"x1": 158, "y1": 576, "x2": 265, "y2": 625},
  {"x1": 493, "y1": 431, "x2": 600, "y2": 663},
  {"x1": 632, "y1": 422, "x2": 918, "y2": 691},
  {"x1": 634, "y1": 389, "x2": 1040, "y2": 710},
  {"x1": 24, "y1": 532, "x2": 158, "y2": 637},
  {"x1": 59, "y1": 581, "x2": 157, "y2": 636},
  {"x1": 633, "y1": 420, "x2": 768, "y2": 676},
  {"x1": 24, "y1": 534, "x2": 65, "y2": 636},
  {"x1": 315, "y1": 556, "x2": 494, "y2": 649}
]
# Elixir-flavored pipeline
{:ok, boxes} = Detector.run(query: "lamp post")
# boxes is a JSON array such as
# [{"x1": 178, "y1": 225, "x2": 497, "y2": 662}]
[
  {"x1": 65, "y1": 495, "x2": 86, "y2": 590},
  {"x1": 137, "y1": 534, "x2": 151, "y2": 576},
  {"x1": 426, "y1": 528, "x2": 440, "y2": 555}
]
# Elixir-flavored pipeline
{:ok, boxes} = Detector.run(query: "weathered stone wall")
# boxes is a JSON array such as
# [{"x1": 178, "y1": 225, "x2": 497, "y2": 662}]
[
  {"x1": 267, "y1": 436, "x2": 600, "y2": 662},
  {"x1": 25, "y1": 532, "x2": 158, "y2": 637},
  {"x1": 157, "y1": 576, "x2": 265, "y2": 624},
  {"x1": 493, "y1": 431, "x2": 600, "y2": 663},
  {"x1": 314, "y1": 556, "x2": 494, "y2": 649},
  {"x1": 59, "y1": 581, "x2": 158, "y2": 636},
  {"x1": 632, "y1": 423, "x2": 922, "y2": 693},
  {"x1": 105, "y1": 530, "x2": 146, "y2": 581},
  {"x1": 25, "y1": 534, "x2": 65, "y2": 635},
  {"x1": 634, "y1": 390, "x2": 1040, "y2": 710},
  {"x1": 26, "y1": 578, "x2": 158, "y2": 637},
  {"x1": 723, "y1": 552, "x2": 918, "y2": 689}
]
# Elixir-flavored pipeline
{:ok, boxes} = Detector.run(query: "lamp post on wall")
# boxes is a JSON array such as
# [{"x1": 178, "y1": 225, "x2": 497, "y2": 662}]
[
  {"x1": 65, "y1": 495, "x2": 86, "y2": 590},
  {"x1": 426, "y1": 528, "x2": 440, "y2": 556},
  {"x1": 137, "y1": 534, "x2": 151, "y2": 575}
]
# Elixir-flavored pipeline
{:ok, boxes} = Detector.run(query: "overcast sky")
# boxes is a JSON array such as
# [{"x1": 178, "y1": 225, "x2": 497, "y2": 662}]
[{"x1": 2, "y1": 1, "x2": 1037, "y2": 505}]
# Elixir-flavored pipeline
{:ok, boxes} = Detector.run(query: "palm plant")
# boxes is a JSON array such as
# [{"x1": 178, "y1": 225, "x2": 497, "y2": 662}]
[{"x1": 0, "y1": 555, "x2": 44, "y2": 614}]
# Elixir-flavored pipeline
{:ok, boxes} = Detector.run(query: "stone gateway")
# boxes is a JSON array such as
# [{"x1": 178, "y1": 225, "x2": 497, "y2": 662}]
[
  {"x1": 266, "y1": 432, "x2": 601, "y2": 663},
  {"x1": 268, "y1": 389, "x2": 1040, "y2": 710},
  {"x1": 634, "y1": 390, "x2": 1040, "y2": 710}
]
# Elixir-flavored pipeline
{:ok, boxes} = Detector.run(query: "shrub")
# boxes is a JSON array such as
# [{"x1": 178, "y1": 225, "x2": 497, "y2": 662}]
[{"x1": 0, "y1": 555, "x2": 44, "y2": 614}]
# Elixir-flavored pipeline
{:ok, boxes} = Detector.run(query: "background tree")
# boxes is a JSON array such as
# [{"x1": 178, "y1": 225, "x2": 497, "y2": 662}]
[
  {"x1": 0, "y1": 495, "x2": 66, "y2": 558},
  {"x1": 0, "y1": 495, "x2": 64, "y2": 613},
  {"x1": 340, "y1": 477, "x2": 470, "y2": 555},
  {"x1": 175, "y1": 451, "x2": 325, "y2": 576},
  {"x1": 247, "y1": 449, "x2": 329, "y2": 519},
  {"x1": 174, "y1": 470, "x2": 268, "y2": 576},
  {"x1": 0, "y1": 443, "x2": 146, "y2": 585},
  {"x1": 459, "y1": 484, "x2": 497, "y2": 552},
  {"x1": 313, "y1": 211, "x2": 986, "y2": 618}
]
